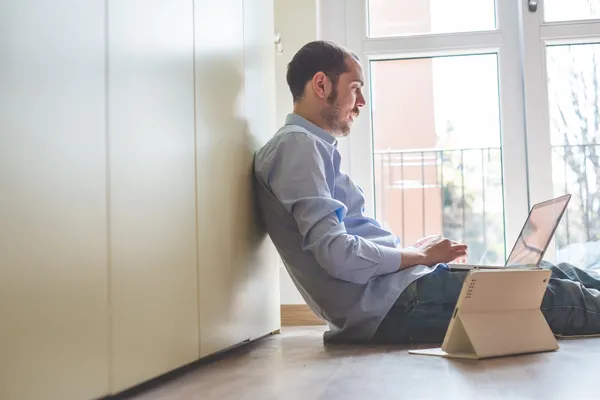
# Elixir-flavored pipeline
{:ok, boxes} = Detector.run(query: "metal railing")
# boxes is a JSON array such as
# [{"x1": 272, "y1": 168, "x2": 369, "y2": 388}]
[
  {"x1": 551, "y1": 143, "x2": 600, "y2": 247},
  {"x1": 374, "y1": 146, "x2": 502, "y2": 238},
  {"x1": 373, "y1": 144, "x2": 600, "y2": 264}
]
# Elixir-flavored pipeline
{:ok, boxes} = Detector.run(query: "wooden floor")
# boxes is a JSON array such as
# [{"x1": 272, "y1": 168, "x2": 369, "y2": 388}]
[{"x1": 127, "y1": 326, "x2": 599, "y2": 400}]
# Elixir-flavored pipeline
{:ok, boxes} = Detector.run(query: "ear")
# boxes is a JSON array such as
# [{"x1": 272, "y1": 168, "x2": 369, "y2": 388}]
[{"x1": 311, "y1": 72, "x2": 332, "y2": 100}]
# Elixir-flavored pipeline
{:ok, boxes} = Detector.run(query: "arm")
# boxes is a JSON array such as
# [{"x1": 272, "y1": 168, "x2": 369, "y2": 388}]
[
  {"x1": 265, "y1": 132, "x2": 408, "y2": 284},
  {"x1": 399, "y1": 249, "x2": 427, "y2": 269}
]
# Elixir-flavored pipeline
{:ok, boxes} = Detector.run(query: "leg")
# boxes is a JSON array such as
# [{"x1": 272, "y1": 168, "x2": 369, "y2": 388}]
[
  {"x1": 541, "y1": 260, "x2": 600, "y2": 290},
  {"x1": 371, "y1": 266, "x2": 467, "y2": 344},
  {"x1": 541, "y1": 262, "x2": 600, "y2": 336}
]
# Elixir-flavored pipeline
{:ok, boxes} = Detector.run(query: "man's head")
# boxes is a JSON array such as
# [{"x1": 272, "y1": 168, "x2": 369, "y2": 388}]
[{"x1": 286, "y1": 41, "x2": 365, "y2": 137}]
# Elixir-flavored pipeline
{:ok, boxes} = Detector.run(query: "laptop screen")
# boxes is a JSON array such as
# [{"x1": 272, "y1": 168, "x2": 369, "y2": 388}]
[{"x1": 505, "y1": 194, "x2": 571, "y2": 267}]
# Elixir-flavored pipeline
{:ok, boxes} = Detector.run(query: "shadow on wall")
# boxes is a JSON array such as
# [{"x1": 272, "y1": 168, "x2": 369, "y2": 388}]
[{"x1": 195, "y1": 53, "x2": 274, "y2": 338}]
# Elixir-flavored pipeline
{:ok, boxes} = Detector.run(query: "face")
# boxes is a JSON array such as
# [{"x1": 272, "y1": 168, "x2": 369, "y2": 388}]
[{"x1": 316, "y1": 57, "x2": 366, "y2": 137}]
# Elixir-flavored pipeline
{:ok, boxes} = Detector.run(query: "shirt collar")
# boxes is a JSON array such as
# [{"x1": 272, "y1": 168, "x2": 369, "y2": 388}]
[{"x1": 285, "y1": 114, "x2": 338, "y2": 147}]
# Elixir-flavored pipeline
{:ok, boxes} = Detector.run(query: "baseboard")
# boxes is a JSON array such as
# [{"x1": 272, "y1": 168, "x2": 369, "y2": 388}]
[{"x1": 280, "y1": 304, "x2": 326, "y2": 326}]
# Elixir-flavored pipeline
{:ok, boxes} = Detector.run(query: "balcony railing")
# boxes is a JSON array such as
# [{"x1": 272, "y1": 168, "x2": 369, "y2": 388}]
[{"x1": 373, "y1": 144, "x2": 600, "y2": 266}]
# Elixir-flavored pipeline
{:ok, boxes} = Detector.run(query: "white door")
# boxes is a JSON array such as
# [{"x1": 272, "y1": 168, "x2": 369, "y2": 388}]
[
  {"x1": 521, "y1": 0, "x2": 600, "y2": 267},
  {"x1": 321, "y1": 0, "x2": 530, "y2": 265},
  {"x1": 108, "y1": 0, "x2": 200, "y2": 392},
  {"x1": 0, "y1": 1, "x2": 110, "y2": 399}
]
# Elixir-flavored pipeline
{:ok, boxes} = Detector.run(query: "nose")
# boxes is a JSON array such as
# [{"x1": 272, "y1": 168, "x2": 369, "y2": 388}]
[{"x1": 356, "y1": 90, "x2": 366, "y2": 108}]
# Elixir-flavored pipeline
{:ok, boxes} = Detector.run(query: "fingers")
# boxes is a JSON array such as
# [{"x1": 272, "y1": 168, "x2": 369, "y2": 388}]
[
  {"x1": 449, "y1": 239, "x2": 468, "y2": 250},
  {"x1": 453, "y1": 250, "x2": 468, "y2": 258},
  {"x1": 423, "y1": 236, "x2": 469, "y2": 262},
  {"x1": 450, "y1": 242, "x2": 468, "y2": 258}
]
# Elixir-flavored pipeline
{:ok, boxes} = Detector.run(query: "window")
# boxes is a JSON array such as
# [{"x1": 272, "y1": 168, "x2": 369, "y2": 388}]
[
  {"x1": 367, "y1": 0, "x2": 496, "y2": 37},
  {"x1": 321, "y1": 0, "x2": 600, "y2": 268},
  {"x1": 544, "y1": 0, "x2": 600, "y2": 22},
  {"x1": 371, "y1": 54, "x2": 505, "y2": 264}
]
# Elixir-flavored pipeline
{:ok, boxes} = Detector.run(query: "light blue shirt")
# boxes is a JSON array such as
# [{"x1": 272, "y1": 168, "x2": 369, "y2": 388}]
[{"x1": 254, "y1": 114, "x2": 437, "y2": 341}]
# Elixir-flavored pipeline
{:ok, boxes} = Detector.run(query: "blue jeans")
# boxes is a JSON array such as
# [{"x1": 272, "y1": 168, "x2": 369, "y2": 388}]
[{"x1": 371, "y1": 262, "x2": 600, "y2": 344}]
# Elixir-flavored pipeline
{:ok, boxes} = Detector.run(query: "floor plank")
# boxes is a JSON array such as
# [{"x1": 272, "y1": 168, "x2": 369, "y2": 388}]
[{"x1": 127, "y1": 326, "x2": 599, "y2": 400}]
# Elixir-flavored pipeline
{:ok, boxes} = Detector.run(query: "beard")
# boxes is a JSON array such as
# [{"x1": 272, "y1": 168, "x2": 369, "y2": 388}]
[{"x1": 319, "y1": 87, "x2": 358, "y2": 137}]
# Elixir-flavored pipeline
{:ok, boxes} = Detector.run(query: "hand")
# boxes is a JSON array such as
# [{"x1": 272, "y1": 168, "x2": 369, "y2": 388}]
[{"x1": 417, "y1": 235, "x2": 468, "y2": 266}]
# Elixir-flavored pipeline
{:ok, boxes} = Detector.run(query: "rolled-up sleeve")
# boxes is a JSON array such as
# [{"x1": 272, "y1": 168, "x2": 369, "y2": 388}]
[{"x1": 265, "y1": 132, "x2": 402, "y2": 284}]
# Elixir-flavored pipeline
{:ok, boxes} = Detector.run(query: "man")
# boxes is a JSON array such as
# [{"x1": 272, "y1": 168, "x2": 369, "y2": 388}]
[{"x1": 254, "y1": 40, "x2": 600, "y2": 343}]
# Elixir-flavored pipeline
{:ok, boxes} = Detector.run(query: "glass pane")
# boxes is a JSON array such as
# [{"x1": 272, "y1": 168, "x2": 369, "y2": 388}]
[
  {"x1": 547, "y1": 43, "x2": 600, "y2": 271},
  {"x1": 367, "y1": 0, "x2": 496, "y2": 37},
  {"x1": 544, "y1": 0, "x2": 600, "y2": 22},
  {"x1": 370, "y1": 54, "x2": 505, "y2": 265}
]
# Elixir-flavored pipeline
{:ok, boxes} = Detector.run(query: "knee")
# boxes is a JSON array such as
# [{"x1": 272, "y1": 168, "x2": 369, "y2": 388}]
[
  {"x1": 540, "y1": 260, "x2": 559, "y2": 270},
  {"x1": 555, "y1": 261, "x2": 579, "y2": 271},
  {"x1": 542, "y1": 261, "x2": 577, "y2": 278}
]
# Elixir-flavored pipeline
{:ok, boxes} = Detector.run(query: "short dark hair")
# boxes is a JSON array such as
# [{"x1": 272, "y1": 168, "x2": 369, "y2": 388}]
[{"x1": 286, "y1": 41, "x2": 356, "y2": 103}]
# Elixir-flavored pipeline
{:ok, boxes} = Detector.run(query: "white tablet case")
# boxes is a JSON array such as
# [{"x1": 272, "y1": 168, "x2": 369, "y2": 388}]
[{"x1": 409, "y1": 268, "x2": 558, "y2": 359}]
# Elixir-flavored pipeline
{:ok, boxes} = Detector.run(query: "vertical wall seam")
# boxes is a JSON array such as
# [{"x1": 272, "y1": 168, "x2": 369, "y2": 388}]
[
  {"x1": 104, "y1": 0, "x2": 114, "y2": 392},
  {"x1": 191, "y1": 0, "x2": 202, "y2": 360}
]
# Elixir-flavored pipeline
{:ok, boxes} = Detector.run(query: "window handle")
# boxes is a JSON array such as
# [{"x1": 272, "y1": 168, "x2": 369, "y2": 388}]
[{"x1": 528, "y1": 0, "x2": 538, "y2": 12}]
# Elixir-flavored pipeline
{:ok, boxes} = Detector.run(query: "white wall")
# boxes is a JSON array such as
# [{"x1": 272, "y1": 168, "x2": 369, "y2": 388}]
[
  {"x1": 274, "y1": 0, "x2": 317, "y2": 305},
  {"x1": 274, "y1": 0, "x2": 317, "y2": 127},
  {"x1": 0, "y1": 1, "x2": 279, "y2": 399}
]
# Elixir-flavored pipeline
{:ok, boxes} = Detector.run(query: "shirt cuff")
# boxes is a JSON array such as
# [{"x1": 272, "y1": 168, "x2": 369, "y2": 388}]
[{"x1": 377, "y1": 245, "x2": 403, "y2": 276}]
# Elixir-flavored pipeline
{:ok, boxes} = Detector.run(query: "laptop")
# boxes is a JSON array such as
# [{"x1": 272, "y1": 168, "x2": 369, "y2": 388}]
[{"x1": 447, "y1": 193, "x2": 571, "y2": 271}]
